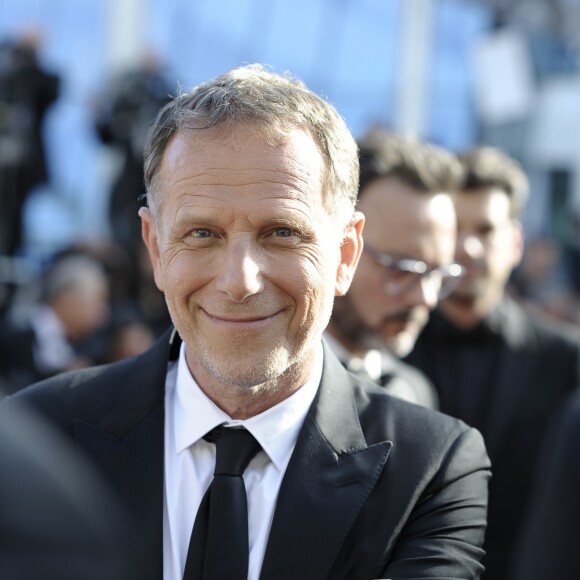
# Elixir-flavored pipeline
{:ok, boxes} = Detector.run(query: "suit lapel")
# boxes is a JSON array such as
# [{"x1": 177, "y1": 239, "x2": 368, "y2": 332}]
[
  {"x1": 260, "y1": 343, "x2": 393, "y2": 580},
  {"x1": 482, "y1": 299, "x2": 536, "y2": 455},
  {"x1": 72, "y1": 328, "x2": 178, "y2": 580}
]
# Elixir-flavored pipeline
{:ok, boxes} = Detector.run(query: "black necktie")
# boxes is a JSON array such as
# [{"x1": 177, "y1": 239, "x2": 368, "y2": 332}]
[{"x1": 183, "y1": 425, "x2": 262, "y2": 580}]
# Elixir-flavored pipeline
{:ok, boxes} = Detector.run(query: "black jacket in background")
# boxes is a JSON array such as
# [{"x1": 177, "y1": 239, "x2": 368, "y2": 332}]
[
  {"x1": 511, "y1": 391, "x2": 580, "y2": 580},
  {"x1": 404, "y1": 296, "x2": 580, "y2": 580}
]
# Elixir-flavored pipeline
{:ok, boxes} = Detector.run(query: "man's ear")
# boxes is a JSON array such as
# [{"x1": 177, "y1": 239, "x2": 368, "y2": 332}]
[
  {"x1": 139, "y1": 207, "x2": 165, "y2": 292},
  {"x1": 335, "y1": 211, "x2": 365, "y2": 296}
]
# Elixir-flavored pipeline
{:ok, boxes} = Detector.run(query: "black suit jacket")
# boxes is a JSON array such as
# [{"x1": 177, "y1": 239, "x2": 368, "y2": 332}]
[
  {"x1": 511, "y1": 392, "x2": 580, "y2": 580},
  {"x1": 4, "y1": 328, "x2": 491, "y2": 579},
  {"x1": 405, "y1": 297, "x2": 580, "y2": 580}
]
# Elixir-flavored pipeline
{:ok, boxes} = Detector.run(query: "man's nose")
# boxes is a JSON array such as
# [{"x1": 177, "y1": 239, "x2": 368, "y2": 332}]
[{"x1": 214, "y1": 241, "x2": 264, "y2": 302}]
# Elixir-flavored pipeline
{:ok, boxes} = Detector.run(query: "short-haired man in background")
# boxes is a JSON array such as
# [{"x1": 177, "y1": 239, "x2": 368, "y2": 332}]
[
  {"x1": 325, "y1": 130, "x2": 464, "y2": 408},
  {"x1": 405, "y1": 146, "x2": 580, "y2": 580}
]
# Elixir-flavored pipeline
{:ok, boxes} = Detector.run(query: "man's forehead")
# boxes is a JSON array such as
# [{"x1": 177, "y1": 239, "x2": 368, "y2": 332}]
[
  {"x1": 151, "y1": 125, "x2": 335, "y2": 227},
  {"x1": 361, "y1": 180, "x2": 453, "y2": 222},
  {"x1": 456, "y1": 187, "x2": 512, "y2": 218},
  {"x1": 162, "y1": 124, "x2": 322, "y2": 170}
]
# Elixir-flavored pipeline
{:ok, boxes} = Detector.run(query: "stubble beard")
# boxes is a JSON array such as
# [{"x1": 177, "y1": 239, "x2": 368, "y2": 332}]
[
  {"x1": 194, "y1": 334, "x2": 296, "y2": 390},
  {"x1": 183, "y1": 321, "x2": 324, "y2": 409},
  {"x1": 331, "y1": 294, "x2": 425, "y2": 355},
  {"x1": 330, "y1": 297, "x2": 381, "y2": 352}
]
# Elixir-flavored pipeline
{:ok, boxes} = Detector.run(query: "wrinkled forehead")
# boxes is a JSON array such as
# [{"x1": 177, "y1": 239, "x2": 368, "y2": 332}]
[
  {"x1": 162, "y1": 122, "x2": 324, "y2": 173},
  {"x1": 155, "y1": 122, "x2": 333, "y2": 211}
]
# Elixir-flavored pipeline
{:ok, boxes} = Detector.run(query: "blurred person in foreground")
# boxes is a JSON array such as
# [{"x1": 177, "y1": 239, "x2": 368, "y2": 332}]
[
  {"x1": 95, "y1": 51, "x2": 173, "y2": 272},
  {"x1": 0, "y1": 388, "x2": 139, "y2": 580},
  {"x1": 511, "y1": 391, "x2": 580, "y2": 580},
  {"x1": 0, "y1": 253, "x2": 110, "y2": 394},
  {"x1": 325, "y1": 129, "x2": 464, "y2": 408},
  {"x1": 404, "y1": 145, "x2": 580, "y2": 580},
  {"x1": 4, "y1": 65, "x2": 490, "y2": 579}
]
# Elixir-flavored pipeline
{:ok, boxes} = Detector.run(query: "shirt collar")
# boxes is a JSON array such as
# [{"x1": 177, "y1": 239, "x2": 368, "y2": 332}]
[{"x1": 173, "y1": 342, "x2": 322, "y2": 472}]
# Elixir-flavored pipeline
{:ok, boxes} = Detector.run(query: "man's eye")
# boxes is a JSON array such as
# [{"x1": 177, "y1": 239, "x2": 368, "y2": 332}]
[
  {"x1": 477, "y1": 225, "x2": 495, "y2": 237},
  {"x1": 191, "y1": 229, "x2": 212, "y2": 238},
  {"x1": 273, "y1": 228, "x2": 294, "y2": 238}
]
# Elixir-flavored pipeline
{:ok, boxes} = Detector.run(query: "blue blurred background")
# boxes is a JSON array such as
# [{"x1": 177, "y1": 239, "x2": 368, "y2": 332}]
[{"x1": 1, "y1": 0, "x2": 579, "y2": 292}]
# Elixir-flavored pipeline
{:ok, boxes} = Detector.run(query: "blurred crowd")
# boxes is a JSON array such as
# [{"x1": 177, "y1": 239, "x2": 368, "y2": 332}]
[
  {"x1": 1, "y1": 29, "x2": 576, "y2": 394},
  {"x1": 0, "y1": 41, "x2": 578, "y2": 376},
  {"x1": 0, "y1": 32, "x2": 173, "y2": 394}
]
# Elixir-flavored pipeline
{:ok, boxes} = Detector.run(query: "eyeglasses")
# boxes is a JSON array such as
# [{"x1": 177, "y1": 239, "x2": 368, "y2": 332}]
[{"x1": 363, "y1": 244, "x2": 464, "y2": 300}]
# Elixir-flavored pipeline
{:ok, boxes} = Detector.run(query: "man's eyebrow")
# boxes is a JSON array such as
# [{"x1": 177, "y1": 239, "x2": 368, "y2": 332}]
[
  {"x1": 264, "y1": 214, "x2": 315, "y2": 235},
  {"x1": 172, "y1": 214, "x2": 222, "y2": 229}
]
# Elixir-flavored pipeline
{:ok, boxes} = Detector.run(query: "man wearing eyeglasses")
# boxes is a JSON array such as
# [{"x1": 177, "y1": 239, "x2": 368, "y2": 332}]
[
  {"x1": 325, "y1": 129, "x2": 464, "y2": 408},
  {"x1": 404, "y1": 146, "x2": 580, "y2": 580}
]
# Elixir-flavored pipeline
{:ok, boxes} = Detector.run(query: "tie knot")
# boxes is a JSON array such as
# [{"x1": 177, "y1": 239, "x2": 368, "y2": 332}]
[{"x1": 205, "y1": 426, "x2": 262, "y2": 476}]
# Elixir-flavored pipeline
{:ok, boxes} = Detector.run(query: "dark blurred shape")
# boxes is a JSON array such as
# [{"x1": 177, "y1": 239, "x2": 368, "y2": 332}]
[
  {"x1": 94, "y1": 52, "x2": 173, "y2": 273},
  {"x1": 509, "y1": 235, "x2": 579, "y2": 323},
  {"x1": 0, "y1": 253, "x2": 34, "y2": 315},
  {"x1": 564, "y1": 212, "x2": 580, "y2": 300},
  {"x1": 0, "y1": 394, "x2": 138, "y2": 580},
  {"x1": 511, "y1": 392, "x2": 580, "y2": 580},
  {"x1": 0, "y1": 30, "x2": 60, "y2": 256},
  {"x1": 107, "y1": 314, "x2": 155, "y2": 363}
]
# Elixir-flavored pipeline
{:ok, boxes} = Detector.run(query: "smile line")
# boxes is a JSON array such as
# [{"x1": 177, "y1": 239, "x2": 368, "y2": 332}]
[{"x1": 202, "y1": 310, "x2": 282, "y2": 323}]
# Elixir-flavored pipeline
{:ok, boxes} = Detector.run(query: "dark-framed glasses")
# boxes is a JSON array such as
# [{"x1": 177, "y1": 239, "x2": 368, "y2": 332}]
[{"x1": 363, "y1": 244, "x2": 464, "y2": 300}]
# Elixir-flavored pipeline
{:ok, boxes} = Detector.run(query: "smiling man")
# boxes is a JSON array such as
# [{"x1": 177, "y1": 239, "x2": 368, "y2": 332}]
[
  {"x1": 325, "y1": 130, "x2": 464, "y2": 407},
  {"x1": 4, "y1": 65, "x2": 490, "y2": 580}
]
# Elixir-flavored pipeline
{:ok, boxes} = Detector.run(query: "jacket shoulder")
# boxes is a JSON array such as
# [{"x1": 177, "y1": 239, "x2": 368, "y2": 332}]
[
  {"x1": 351, "y1": 375, "x2": 487, "y2": 468},
  {"x1": 3, "y1": 327, "x2": 175, "y2": 429},
  {"x1": 5, "y1": 357, "x2": 138, "y2": 427}
]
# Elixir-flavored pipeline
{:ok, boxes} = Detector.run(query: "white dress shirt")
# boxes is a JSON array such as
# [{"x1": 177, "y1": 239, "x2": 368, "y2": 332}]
[{"x1": 163, "y1": 342, "x2": 322, "y2": 580}]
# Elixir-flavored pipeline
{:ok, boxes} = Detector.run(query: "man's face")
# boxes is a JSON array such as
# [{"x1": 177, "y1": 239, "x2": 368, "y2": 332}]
[
  {"x1": 141, "y1": 124, "x2": 362, "y2": 396},
  {"x1": 56, "y1": 276, "x2": 110, "y2": 342},
  {"x1": 447, "y1": 187, "x2": 522, "y2": 312},
  {"x1": 335, "y1": 177, "x2": 457, "y2": 357}
]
